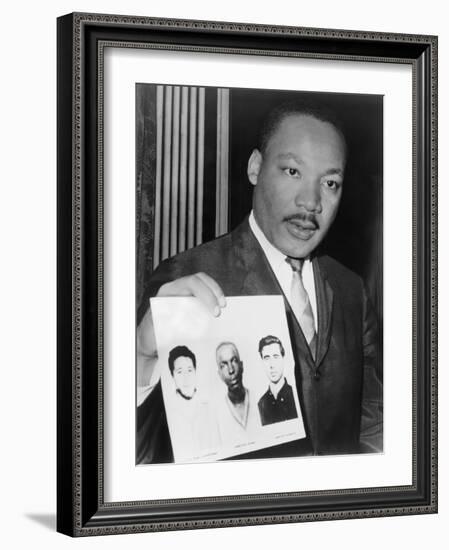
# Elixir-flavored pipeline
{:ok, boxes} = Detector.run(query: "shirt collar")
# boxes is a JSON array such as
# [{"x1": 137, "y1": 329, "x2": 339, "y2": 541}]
[
  {"x1": 269, "y1": 377, "x2": 287, "y2": 399},
  {"x1": 249, "y1": 211, "x2": 288, "y2": 272}
]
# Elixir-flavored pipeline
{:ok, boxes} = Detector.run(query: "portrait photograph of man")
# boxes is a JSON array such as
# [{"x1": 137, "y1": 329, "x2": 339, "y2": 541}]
[
  {"x1": 257, "y1": 335, "x2": 298, "y2": 426},
  {"x1": 136, "y1": 84, "x2": 383, "y2": 465},
  {"x1": 164, "y1": 345, "x2": 221, "y2": 462},
  {"x1": 215, "y1": 341, "x2": 261, "y2": 445},
  {"x1": 149, "y1": 295, "x2": 306, "y2": 462}
]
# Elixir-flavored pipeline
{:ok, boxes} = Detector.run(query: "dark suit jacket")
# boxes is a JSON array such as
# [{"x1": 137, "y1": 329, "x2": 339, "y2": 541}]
[
  {"x1": 137, "y1": 218, "x2": 383, "y2": 463},
  {"x1": 258, "y1": 380, "x2": 298, "y2": 426}
]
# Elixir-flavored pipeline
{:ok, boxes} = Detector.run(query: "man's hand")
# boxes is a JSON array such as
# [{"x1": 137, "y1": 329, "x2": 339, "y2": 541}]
[
  {"x1": 156, "y1": 272, "x2": 226, "y2": 316},
  {"x1": 137, "y1": 273, "x2": 226, "y2": 391}
]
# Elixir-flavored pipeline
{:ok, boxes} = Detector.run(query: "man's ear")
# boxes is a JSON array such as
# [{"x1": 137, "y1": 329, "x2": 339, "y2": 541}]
[{"x1": 247, "y1": 149, "x2": 262, "y2": 186}]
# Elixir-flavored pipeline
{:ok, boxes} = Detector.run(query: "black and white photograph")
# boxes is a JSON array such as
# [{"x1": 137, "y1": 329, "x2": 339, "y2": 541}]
[
  {"x1": 135, "y1": 84, "x2": 384, "y2": 465},
  {"x1": 146, "y1": 295, "x2": 305, "y2": 463},
  {"x1": 52, "y1": 7, "x2": 438, "y2": 540}
]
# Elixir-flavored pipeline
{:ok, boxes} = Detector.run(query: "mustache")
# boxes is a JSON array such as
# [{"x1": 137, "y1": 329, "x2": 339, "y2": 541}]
[{"x1": 284, "y1": 212, "x2": 319, "y2": 229}]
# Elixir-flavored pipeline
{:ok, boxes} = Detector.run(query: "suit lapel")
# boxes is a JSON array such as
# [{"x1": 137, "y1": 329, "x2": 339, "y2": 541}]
[
  {"x1": 234, "y1": 222, "x2": 282, "y2": 296},
  {"x1": 313, "y1": 257, "x2": 334, "y2": 368}
]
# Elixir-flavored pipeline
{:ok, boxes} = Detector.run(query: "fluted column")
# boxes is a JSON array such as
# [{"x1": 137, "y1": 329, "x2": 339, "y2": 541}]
[
  {"x1": 153, "y1": 85, "x2": 206, "y2": 268},
  {"x1": 215, "y1": 88, "x2": 229, "y2": 237}
]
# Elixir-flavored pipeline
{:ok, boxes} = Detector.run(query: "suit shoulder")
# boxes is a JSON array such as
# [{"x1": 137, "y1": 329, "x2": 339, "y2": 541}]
[
  {"x1": 170, "y1": 231, "x2": 233, "y2": 263},
  {"x1": 153, "y1": 231, "x2": 234, "y2": 277},
  {"x1": 149, "y1": 219, "x2": 253, "y2": 293},
  {"x1": 137, "y1": 222, "x2": 251, "y2": 322}
]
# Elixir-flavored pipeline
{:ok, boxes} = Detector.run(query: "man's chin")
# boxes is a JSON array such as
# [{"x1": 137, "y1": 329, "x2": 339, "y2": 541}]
[
  {"x1": 180, "y1": 389, "x2": 195, "y2": 398},
  {"x1": 273, "y1": 228, "x2": 322, "y2": 258},
  {"x1": 281, "y1": 241, "x2": 316, "y2": 259}
]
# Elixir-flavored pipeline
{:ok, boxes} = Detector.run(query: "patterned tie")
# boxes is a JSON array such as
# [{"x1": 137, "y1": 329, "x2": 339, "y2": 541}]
[{"x1": 285, "y1": 257, "x2": 317, "y2": 360}]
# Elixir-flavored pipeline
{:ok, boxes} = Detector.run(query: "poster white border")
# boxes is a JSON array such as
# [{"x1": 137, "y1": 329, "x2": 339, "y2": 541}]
[{"x1": 103, "y1": 46, "x2": 413, "y2": 502}]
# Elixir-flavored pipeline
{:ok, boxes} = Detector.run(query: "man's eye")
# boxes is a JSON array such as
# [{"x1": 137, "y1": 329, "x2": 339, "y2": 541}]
[
  {"x1": 283, "y1": 167, "x2": 300, "y2": 177},
  {"x1": 324, "y1": 179, "x2": 340, "y2": 190}
]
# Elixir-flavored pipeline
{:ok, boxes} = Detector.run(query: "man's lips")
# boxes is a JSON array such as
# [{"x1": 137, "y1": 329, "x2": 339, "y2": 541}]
[{"x1": 285, "y1": 216, "x2": 319, "y2": 240}]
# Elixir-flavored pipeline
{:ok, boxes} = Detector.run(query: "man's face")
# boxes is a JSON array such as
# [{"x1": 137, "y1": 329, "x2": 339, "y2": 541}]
[
  {"x1": 248, "y1": 114, "x2": 346, "y2": 258},
  {"x1": 261, "y1": 342, "x2": 284, "y2": 384},
  {"x1": 172, "y1": 356, "x2": 197, "y2": 398},
  {"x1": 216, "y1": 344, "x2": 243, "y2": 391}
]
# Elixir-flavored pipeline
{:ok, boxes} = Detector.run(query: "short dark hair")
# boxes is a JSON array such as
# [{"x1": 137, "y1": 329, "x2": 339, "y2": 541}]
[
  {"x1": 258, "y1": 335, "x2": 285, "y2": 357},
  {"x1": 257, "y1": 100, "x2": 347, "y2": 156},
  {"x1": 168, "y1": 345, "x2": 196, "y2": 376},
  {"x1": 215, "y1": 341, "x2": 240, "y2": 360}
]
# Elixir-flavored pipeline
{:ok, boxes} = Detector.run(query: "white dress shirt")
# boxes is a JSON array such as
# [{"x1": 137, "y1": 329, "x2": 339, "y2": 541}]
[{"x1": 248, "y1": 211, "x2": 318, "y2": 331}]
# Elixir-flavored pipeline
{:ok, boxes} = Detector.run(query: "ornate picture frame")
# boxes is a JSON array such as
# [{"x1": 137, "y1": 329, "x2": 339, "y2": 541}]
[{"x1": 57, "y1": 12, "x2": 437, "y2": 536}]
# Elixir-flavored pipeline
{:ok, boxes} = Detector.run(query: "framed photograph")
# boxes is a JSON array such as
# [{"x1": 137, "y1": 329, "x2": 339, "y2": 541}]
[{"x1": 57, "y1": 12, "x2": 437, "y2": 536}]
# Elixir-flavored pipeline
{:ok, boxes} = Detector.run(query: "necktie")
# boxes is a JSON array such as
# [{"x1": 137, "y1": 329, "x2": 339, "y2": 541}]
[{"x1": 285, "y1": 257, "x2": 317, "y2": 359}]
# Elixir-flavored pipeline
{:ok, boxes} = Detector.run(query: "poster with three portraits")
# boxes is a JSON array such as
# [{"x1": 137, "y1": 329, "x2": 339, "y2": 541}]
[{"x1": 136, "y1": 84, "x2": 383, "y2": 466}]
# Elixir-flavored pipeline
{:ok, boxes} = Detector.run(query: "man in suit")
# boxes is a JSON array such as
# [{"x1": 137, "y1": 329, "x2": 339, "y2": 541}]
[
  {"x1": 136, "y1": 101, "x2": 382, "y2": 463},
  {"x1": 257, "y1": 335, "x2": 298, "y2": 426}
]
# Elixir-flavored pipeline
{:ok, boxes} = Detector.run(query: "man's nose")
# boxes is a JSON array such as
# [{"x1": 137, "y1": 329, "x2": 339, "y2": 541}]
[
  {"x1": 228, "y1": 363, "x2": 235, "y2": 375},
  {"x1": 295, "y1": 178, "x2": 322, "y2": 213}
]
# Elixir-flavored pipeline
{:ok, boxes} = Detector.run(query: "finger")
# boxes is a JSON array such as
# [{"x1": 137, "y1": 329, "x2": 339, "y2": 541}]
[
  {"x1": 195, "y1": 272, "x2": 226, "y2": 308},
  {"x1": 157, "y1": 273, "x2": 226, "y2": 309},
  {"x1": 187, "y1": 274, "x2": 222, "y2": 316},
  {"x1": 157, "y1": 275, "x2": 222, "y2": 316},
  {"x1": 157, "y1": 278, "x2": 195, "y2": 297}
]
